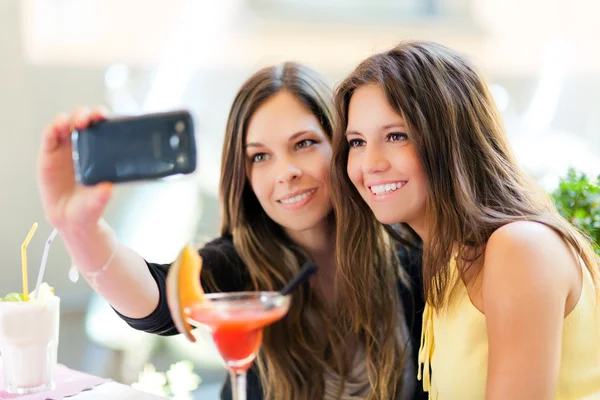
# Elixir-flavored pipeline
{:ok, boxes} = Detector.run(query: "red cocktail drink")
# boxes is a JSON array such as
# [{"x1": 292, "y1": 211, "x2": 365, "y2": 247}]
[{"x1": 185, "y1": 292, "x2": 290, "y2": 400}]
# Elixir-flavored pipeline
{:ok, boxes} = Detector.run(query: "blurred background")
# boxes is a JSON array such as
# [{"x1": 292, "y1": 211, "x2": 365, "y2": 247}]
[{"x1": 1, "y1": 0, "x2": 599, "y2": 398}]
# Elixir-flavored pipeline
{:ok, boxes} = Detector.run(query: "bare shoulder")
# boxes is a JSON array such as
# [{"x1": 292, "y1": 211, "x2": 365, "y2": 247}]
[
  {"x1": 485, "y1": 220, "x2": 579, "y2": 274},
  {"x1": 488, "y1": 220, "x2": 566, "y2": 250},
  {"x1": 482, "y1": 221, "x2": 578, "y2": 310}
]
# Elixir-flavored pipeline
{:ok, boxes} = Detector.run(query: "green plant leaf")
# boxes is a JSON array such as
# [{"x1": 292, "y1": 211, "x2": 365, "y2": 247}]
[{"x1": 551, "y1": 167, "x2": 600, "y2": 255}]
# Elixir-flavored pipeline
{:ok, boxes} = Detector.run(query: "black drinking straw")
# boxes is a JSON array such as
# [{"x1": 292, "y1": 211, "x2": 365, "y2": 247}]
[{"x1": 280, "y1": 262, "x2": 318, "y2": 296}]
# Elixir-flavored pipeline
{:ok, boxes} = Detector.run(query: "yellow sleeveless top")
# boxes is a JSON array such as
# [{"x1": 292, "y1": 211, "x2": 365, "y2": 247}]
[{"x1": 417, "y1": 257, "x2": 600, "y2": 399}]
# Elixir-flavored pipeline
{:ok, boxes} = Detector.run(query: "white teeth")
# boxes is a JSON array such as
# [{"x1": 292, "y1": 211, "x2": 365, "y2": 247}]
[
  {"x1": 279, "y1": 189, "x2": 316, "y2": 204},
  {"x1": 370, "y1": 182, "x2": 405, "y2": 195}
]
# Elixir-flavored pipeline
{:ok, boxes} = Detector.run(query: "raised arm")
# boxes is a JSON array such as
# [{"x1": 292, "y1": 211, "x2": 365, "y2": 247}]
[{"x1": 38, "y1": 107, "x2": 159, "y2": 319}]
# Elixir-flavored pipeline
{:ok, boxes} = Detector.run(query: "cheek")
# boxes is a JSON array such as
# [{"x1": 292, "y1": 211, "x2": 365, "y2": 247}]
[
  {"x1": 317, "y1": 157, "x2": 332, "y2": 183},
  {"x1": 248, "y1": 169, "x2": 271, "y2": 205},
  {"x1": 346, "y1": 153, "x2": 363, "y2": 188},
  {"x1": 305, "y1": 151, "x2": 331, "y2": 183},
  {"x1": 408, "y1": 155, "x2": 429, "y2": 201}
]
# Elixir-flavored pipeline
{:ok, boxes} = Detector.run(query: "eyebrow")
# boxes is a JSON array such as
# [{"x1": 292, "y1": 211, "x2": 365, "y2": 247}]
[
  {"x1": 245, "y1": 130, "x2": 312, "y2": 149},
  {"x1": 345, "y1": 123, "x2": 406, "y2": 137}
]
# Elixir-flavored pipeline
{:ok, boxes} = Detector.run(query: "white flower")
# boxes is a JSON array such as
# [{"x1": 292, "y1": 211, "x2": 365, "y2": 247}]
[
  {"x1": 166, "y1": 361, "x2": 202, "y2": 400},
  {"x1": 131, "y1": 364, "x2": 168, "y2": 397}
]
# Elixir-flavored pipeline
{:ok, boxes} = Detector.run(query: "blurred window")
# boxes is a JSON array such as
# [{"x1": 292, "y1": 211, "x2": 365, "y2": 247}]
[{"x1": 246, "y1": 0, "x2": 471, "y2": 21}]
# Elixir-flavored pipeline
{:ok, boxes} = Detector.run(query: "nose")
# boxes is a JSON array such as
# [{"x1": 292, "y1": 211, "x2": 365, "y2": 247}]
[
  {"x1": 276, "y1": 158, "x2": 302, "y2": 184},
  {"x1": 363, "y1": 143, "x2": 390, "y2": 174}
]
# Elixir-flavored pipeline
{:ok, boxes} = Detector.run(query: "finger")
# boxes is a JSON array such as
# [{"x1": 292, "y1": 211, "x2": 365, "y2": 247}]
[
  {"x1": 40, "y1": 112, "x2": 70, "y2": 153},
  {"x1": 70, "y1": 106, "x2": 92, "y2": 131},
  {"x1": 91, "y1": 182, "x2": 114, "y2": 210},
  {"x1": 89, "y1": 105, "x2": 111, "y2": 123}
]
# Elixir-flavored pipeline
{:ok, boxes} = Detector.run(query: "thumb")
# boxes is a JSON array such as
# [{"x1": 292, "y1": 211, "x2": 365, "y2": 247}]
[{"x1": 92, "y1": 182, "x2": 113, "y2": 209}]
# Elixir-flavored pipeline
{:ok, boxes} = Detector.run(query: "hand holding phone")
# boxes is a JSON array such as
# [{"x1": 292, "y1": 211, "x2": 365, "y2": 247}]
[
  {"x1": 39, "y1": 106, "x2": 112, "y2": 233},
  {"x1": 37, "y1": 106, "x2": 197, "y2": 234},
  {"x1": 72, "y1": 110, "x2": 197, "y2": 186}
]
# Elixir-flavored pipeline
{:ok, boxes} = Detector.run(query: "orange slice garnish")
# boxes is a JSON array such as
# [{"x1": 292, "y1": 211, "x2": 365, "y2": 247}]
[{"x1": 166, "y1": 245, "x2": 205, "y2": 342}]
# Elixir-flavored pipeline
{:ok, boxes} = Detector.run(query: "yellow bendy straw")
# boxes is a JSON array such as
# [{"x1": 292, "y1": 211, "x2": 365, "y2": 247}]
[{"x1": 21, "y1": 222, "x2": 38, "y2": 301}]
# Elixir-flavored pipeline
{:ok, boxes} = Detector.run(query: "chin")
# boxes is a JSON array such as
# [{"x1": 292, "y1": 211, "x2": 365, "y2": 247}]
[
  {"x1": 371, "y1": 210, "x2": 404, "y2": 225},
  {"x1": 290, "y1": 214, "x2": 325, "y2": 229},
  {"x1": 279, "y1": 210, "x2": 331, "y2": 233},
  {"x1": 284, "y1": 223, "x2": 319, "y2": 232}
]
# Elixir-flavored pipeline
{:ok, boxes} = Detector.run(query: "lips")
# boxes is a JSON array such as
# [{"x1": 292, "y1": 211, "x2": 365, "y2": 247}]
[
  {"x1": 368, "y1": 181, "x2": 406, "y2": 196},
  {"x1": 277, "y1": 188, "x2": 317, "y2": 205}
]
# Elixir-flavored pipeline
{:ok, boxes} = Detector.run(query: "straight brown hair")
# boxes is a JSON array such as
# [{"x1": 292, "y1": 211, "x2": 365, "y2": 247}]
[
  {"x1": 330, "y1": 40, "x2": 599, "y2": 314},
  {"x1": 217, "y1": 62, "x2": 344, "y2": 400}
]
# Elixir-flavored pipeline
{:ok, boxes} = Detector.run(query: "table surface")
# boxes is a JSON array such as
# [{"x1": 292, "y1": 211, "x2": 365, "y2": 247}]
[
  {"x1": 0, "y1": 359, "x2": 167, "y2": 399},
  {"x1": 68, "y1": 381, "x2": 167, "y2": 399}
]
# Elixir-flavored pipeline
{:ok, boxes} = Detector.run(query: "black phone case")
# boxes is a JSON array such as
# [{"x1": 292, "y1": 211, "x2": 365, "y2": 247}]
[{"x1": 72, "y1": 110, "x2": 196, "y2": 185}]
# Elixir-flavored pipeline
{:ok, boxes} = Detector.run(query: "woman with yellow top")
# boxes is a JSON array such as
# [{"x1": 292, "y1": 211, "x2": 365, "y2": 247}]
[{"x1": 329, "y1": 40, "x2": 600, "y2": 399}]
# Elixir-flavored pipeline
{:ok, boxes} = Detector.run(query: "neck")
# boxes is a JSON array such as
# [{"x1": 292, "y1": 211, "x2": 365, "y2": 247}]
[
  {"x1": 407, "y1": 216, "x2": 428, "y2": 246},
  {"x1": 285, "y1": 214, "x2": 336, "y2": 273},
  {"x1": 285, "y1": 215, "x2": 337, "y2": 306}
]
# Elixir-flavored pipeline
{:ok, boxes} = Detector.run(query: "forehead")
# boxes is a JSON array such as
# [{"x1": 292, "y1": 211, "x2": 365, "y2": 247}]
[
  {"x1": 245, "y1": 91, "x2": 324, "y2": 143},
  {"x1": 347, "y1": 85, "x2": 405, "y2": 130}
]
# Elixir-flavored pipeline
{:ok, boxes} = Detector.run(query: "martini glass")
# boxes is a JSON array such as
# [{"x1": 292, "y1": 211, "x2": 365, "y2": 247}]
[{"x1": 185, "y1": 291, "x2": 290, "y2": 400}]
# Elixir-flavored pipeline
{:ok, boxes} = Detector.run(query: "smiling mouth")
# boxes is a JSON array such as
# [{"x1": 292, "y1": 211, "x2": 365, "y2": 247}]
[
  {"x1": 369, "y1": 182, "x2": 406, "y2": 195},
  {"x1": 277, "y1": 188, "x2": 317, "y2": 204}
]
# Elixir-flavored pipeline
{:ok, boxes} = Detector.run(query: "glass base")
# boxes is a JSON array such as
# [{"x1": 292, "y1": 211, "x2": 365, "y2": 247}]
[{"x1": 5, "y1": 380, "x2": 55, "y2": 394}]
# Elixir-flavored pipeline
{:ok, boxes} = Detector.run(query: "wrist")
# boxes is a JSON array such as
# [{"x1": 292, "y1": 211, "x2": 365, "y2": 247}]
[
  {"x1": 58, "y1": 219, "x2": 109, "y2": 244},
  {"x1": 59, "y1": 219, "x2": 119, "y2": 275},
  {"x1": 79, "y1": 239, "x2": 119, "y2": 290}
]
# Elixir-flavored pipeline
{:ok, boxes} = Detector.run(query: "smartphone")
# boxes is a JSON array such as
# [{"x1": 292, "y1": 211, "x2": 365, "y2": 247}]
[{"x1": 71, "y1": 110, "x2": 196, "y2": 185}]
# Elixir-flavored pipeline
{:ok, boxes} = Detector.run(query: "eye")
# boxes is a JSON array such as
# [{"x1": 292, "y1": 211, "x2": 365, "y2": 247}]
[
  {"x1": 296, "y1": 139, "x2": 316, "y2": 149},
  {"x1": 250, "y1": 153, "x2": 269, "y2": 163},
  {"x1": 387, "y1": 132, "x2": 408, "y2": 142},
  {"x1": 347, "y1": 138, "x2": 365, "y2": 148}
]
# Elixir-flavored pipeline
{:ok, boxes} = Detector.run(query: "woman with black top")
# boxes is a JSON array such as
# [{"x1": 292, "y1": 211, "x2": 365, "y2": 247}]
[{"x1": 37, "y1": 62, "x2": 425, "y2": 400}]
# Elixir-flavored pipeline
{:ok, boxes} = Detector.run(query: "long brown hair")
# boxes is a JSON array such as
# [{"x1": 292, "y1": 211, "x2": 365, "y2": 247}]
[
  {"x1": 331, "y1": 40, "x2": 600, "y2": 312},
  {"x1": 216, "y1": 62, "x2": 345, "y2": 400}
]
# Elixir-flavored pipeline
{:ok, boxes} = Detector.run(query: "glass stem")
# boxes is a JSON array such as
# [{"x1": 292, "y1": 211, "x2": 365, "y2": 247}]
[{"x1": 230, "y1": 369, "x2": 247, "y2": 400}]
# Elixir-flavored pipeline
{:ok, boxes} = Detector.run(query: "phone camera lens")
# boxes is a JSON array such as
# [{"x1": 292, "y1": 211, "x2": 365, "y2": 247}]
[
  {"x1": 170, "y1": 135, "x2": 180, "y2": 149},
  {"x1": 175, "y1": 121, "x2": 185, "y2": 133}
]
